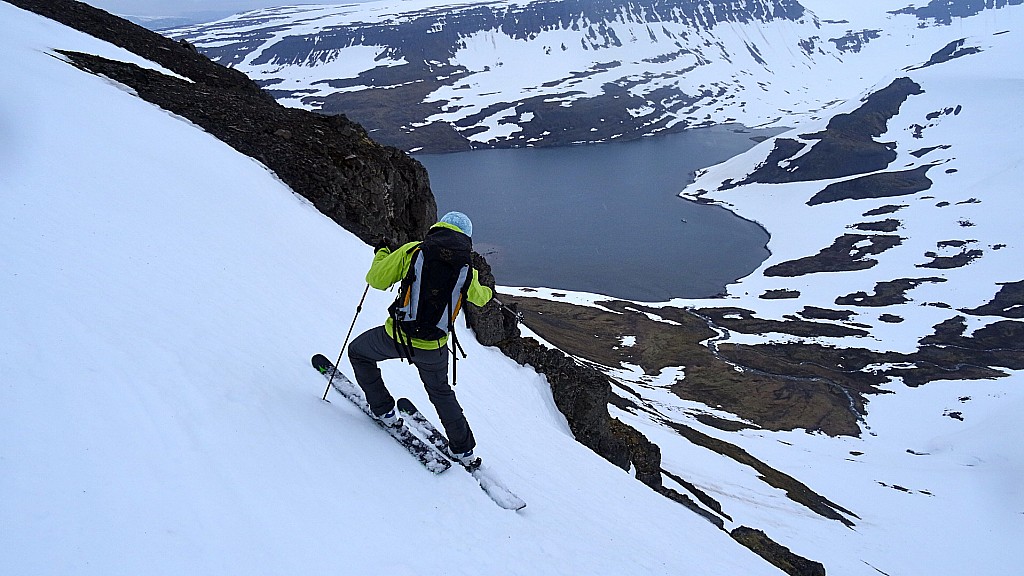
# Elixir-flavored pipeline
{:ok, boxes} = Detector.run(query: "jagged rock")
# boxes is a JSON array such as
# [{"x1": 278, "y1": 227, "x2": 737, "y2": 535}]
[
  {"x1": 496, "y1": 336, "x2": 631, "y2": 470},
  {"x1": 16, "y1": 0, "x2": 435, "y2": 246},
  {"x1": 731, "y1": 527, "x2": 826, "y2": 576}
]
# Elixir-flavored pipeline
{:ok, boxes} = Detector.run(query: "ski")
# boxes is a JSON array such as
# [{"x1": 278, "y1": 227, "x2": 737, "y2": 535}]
[
  {"x1": 311, "y1": 354, "x2": 451, "y2": 474},
  {"x1": 397, "y1": 397, "x2": 527, "y2": 511}
]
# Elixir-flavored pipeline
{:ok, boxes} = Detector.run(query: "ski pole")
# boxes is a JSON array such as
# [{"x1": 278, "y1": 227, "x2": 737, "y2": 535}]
[{"x1": 322, "y1": 283, "x2": 370, "y2": 401}]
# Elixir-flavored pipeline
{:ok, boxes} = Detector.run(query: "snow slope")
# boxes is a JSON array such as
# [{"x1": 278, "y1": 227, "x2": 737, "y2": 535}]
[{"x1": 0, "y1": 4, "x2": 778, "y2": 575}]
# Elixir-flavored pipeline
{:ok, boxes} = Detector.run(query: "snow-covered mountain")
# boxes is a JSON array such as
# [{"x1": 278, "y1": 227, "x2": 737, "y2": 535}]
[{"x1": 167, "y1": 0, "x2": 1023, "y2": 152}]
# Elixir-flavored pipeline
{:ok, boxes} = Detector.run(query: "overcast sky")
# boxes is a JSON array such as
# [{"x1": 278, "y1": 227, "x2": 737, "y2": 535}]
[{"x1": 88, "y1": 1, "x2": 349, "y2": 18}]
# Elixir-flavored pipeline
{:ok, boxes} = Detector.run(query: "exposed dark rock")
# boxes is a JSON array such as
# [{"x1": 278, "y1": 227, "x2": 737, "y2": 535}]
[
  {"x1": 920, "y1": 315, "x2": 1024, "y2": 355},
  {"x1": 829, "y1": 29, "x2": 881, "y2": 53},
  {"x1": 913, "y1": 38, "x2": 982, "y2": 69},
  {"x1": 674, "y1": 423, "x2": 857, "y2": 527},
  {"x1": 732, "y1": 77, "x2": 923, "y2": 186},
  {"x1": 910, "y1": 144, "x2": 951, "y2": 157},
  {"x1": 701, "y1": 307, "x2": 869, "y2": 338},
  {"x1": 765, "y1": 234, "x2": 903, "y2": 277},
  {"x1": 850, "y1": 219, "x2": 901, "y2": 232},
  {"x1": 761, "y1": 289, "x2": 802, "y2": 299},
  {"x1": 23, "y1": 0, "x2": 436, "y2": 246},
  {"x1": 890, "y1": 0, "x2": 1024, "y2": 26},
  {"x1": 807, "y1": 164, "x2": 934, "y2": 205},
  {"x1": 863, "y1": 204, "x2": 907, "y2": 216},
  {"x1": 835, "y1": 277, "x2": 946, "y2": 307},
  {"x1": 961, "y1": 280, "x2": 1024, "y2": 318},
  {"x1": 800, "y1": 307, "x2": 856, "y2": 321},
  {"x1": 917, "y1": 248, "x2": 983, "y2": 269},
  {"x1": 661, "y1": 468, "x2": 730, "y2": 527},
  {"x1": 732, "y1": 527, "x2": 827, "y2": 576}
]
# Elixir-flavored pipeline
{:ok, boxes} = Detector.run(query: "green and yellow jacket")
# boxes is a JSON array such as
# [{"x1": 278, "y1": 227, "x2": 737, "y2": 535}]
[{"x1": 366, "y1": 222, "x2": 493, "y2": 349}]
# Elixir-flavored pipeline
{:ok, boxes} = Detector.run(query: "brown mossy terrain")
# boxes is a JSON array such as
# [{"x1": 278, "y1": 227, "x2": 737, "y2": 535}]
[
  {"x1": 502, "y1": 296, "x2": 865, "y2": 436},
  {"x1": 506, "y1": 290, "x2": 1024, "y2": 436}
]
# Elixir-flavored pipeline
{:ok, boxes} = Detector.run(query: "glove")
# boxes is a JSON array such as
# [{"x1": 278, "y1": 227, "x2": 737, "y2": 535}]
[{"x1": 372, "y1": 237, "x2": 393, "y2": 253}]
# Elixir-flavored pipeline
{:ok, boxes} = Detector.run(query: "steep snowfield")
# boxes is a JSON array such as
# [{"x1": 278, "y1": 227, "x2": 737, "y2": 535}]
[{"x1": 0, "y1": 5, "x2": 778, "y2": 575}]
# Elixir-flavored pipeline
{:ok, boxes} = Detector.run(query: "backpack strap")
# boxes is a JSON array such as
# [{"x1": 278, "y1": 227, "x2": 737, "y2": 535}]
[{"x1": 388, "y1": 245, "x2": 422, "y2": 364}]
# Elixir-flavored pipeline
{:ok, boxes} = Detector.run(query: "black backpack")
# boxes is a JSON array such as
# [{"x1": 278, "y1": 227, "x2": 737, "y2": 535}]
[{"x1": 388, "y1": 226, "x2": 473, "y2": 346}]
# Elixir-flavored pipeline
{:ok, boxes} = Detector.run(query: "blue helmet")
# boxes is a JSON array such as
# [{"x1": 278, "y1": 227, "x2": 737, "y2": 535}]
[{"x1": 439, "y1": 211, "x2": 473, "y2": 237}]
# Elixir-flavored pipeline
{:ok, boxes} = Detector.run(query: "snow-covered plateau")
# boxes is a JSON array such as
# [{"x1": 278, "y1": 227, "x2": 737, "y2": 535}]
[{"x1": 3, "y1": 1, "x2": 1024, "y2": 575}]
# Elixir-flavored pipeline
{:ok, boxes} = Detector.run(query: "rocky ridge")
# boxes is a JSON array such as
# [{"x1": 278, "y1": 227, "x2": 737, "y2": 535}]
[{"x1": 8, "y1": 0, "x2": 436, "y2": 247}]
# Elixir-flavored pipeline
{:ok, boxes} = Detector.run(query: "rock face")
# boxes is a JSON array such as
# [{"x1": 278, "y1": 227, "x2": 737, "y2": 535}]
[
  {"x1": 727, "y1": 77, "x2": 925, "y2": 188},
  {"x1": 731, "y1": 527, "x2": 826, "y2": 576},
  {"x1": 9, "y1": 0, "x2": 436, "y2": 246},
  {"x1": 466, "y1": 254, "x2": 658, "y2": 478}
]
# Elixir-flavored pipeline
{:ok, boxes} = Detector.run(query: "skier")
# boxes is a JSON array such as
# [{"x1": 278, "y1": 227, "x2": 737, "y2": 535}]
[{"x1": 348, "y1": 211, "x2": 492, "y2": 466}]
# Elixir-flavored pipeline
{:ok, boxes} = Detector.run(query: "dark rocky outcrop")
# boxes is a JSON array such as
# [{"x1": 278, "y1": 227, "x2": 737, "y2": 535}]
[
  {"x1": 729, "y1": 77, "x2": 923, "y2": 187},
  {"x1": 835, "y1": 277, "x2": 946, "y2": 307},
  {"x1": 10, "y1": 0, "x2": 436, "y2": 246},
  {"x1": 890, "y1": 0, "x2": 1024, "y2": 25},
  {"x1": 732, "y1": 527, "x2": 827, "y2": 576},
  {"x1": 764, "y1": 234, "x2": 904, "y2": 277},
  {"x1": 807, "y1": 164, "x2": 935, "y2": 205},
  {"x1": 913, "y1": 38, "x2": 982, "y2": 69},
  {"x1": 961, "y1": 280, "x2": 1024, "y2": 318}
]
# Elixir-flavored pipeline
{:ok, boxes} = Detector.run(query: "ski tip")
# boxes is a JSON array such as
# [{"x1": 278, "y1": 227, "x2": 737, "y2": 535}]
[
  {"x1": 396, "y1": 397, "x2": 419, "y2": 415},
  {"x1": 311, "y1": 353, "x2": 330, "y2": 369}
]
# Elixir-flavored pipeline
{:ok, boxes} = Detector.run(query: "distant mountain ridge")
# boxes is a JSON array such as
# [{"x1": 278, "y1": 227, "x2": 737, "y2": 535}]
[
  {"x1": 168, "y1": 0, "x2": 1021, "y2": 152},
  {"x1": 168, "y1": 0, "x2": 829, "y2": 151}
]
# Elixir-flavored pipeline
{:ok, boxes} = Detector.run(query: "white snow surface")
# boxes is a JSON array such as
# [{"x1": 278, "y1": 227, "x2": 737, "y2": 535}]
[{"x1": 0, "y1": 4, "x2": 780, "y2": 575}]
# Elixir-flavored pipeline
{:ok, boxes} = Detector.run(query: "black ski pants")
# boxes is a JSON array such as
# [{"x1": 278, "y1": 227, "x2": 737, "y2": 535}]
[{"x1": 348, "y1": 325, "x2": 476, "y2": 454}]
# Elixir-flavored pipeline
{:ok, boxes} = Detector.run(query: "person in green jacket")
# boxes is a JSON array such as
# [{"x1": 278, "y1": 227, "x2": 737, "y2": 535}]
[{"x1": 348, "y1": 211, "x2": 492, "y2": 465}]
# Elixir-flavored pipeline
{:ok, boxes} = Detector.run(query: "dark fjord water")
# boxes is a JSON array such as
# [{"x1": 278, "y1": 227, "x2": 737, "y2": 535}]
[{"x1": 416, "y1": 125, "x2": 783, "y2": 302}]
